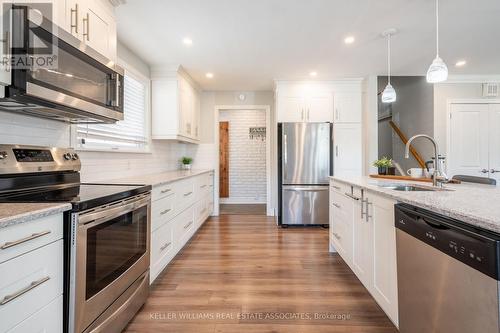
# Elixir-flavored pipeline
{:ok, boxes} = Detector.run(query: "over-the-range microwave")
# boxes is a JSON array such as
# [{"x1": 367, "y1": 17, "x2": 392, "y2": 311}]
[{"x1": 0, "y1": 4, "x2": 124, "y2": 123}]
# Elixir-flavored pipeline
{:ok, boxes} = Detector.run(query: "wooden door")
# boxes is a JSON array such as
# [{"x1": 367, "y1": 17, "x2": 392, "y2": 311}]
[
  {"x1": 449, "y1": 104, "x2": 489, "y2": 178},
  {"x1": 219, "y1": 122, "x2": 229, "y2": 198}
]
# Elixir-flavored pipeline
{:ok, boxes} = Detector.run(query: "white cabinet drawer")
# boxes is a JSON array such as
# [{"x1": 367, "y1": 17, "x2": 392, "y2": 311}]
[
  {"x1": 330, "y1": 180, "x2": 351, "y2": 197},
  {"x1": 150, "y1": 220, "x2": 175, "y2": 283},
  {"x1": 0, "y1": 214, "x2": 63, "y2": 264},
  {"x1": 152, "y1": 182, "x2": 175, "y2": 201},
  {"x1": 7, "y1": 295, "x2": 62, "y2": 333},
  {"x1": 173, "y1": 206, "x2": 195, "y2": 251},
  {"x1": 0, "y1": 240, "x2": 63, "y2": 333},
  {"x1": 151, "y1": 194, "x2": 176, "y2": 232},
  {"x1": 175, "y1": 179, "x2": 195, "y2": 212}
]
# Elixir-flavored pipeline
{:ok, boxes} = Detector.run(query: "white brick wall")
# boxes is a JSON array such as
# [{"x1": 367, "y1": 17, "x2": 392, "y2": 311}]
[{"x1": 219, "y1": 109, "x2": 266, "y2": 203}]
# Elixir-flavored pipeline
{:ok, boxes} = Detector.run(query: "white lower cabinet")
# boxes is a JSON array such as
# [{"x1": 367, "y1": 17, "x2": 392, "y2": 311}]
[
  {"x1": 150, "y1": 171, "x2": 214, "y2": 283},
  {"x1": 329, "y1": 180, "x2": 398, "y2": 327},
  {"x1": 0, "y1": 214, "x2": 64, "y2": 333}
]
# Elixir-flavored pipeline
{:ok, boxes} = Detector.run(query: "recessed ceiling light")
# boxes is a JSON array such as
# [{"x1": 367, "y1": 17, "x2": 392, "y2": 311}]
[
  {"x1": 206, "y1": 73, "x2": 214, "y2": 79},
  {"x1": 344, "y1": 36, "x2": 355, "y2": 44},
  {"x1": 455, "y1": 60, "x2": 467, "y2": 67},
  {"x1": 309, "y1": 71, "x2": 318, "y2": 77},
  {"x1": 182, "y1": 37, "x2": 193, "y2": 46}
]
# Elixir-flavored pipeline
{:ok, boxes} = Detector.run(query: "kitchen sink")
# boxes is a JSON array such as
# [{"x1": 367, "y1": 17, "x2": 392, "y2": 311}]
[{"x1": 377, "y1": 184, "x2": 447, "y2": 192}]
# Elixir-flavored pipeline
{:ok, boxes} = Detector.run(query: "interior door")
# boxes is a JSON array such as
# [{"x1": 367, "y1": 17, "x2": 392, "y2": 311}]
[
  {"x1": 219, "y1": 121, "x2": 229, "y2": 198},
  {"x1": 449, "y1": 104, "x2": 489, "y2": 178},
  {"x1": 488, "y1": 104, "x2": 500, "y2": 182}
]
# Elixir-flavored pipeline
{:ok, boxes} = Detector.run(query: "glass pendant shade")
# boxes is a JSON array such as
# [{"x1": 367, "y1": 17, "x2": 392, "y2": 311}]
[
  {"x1": 382, "y1": 83, "x2": 397, "y2": 103},
  {"x1": 426, "y1": 56, "x2": 448, "y2": 83}
]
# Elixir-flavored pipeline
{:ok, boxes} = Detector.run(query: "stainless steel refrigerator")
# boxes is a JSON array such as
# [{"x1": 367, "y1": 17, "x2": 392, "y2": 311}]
[{"x1": 278, "y1": 122, "x2": 332, "y2": 226}]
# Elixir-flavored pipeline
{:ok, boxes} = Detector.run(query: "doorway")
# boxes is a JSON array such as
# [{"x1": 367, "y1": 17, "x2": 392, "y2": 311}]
[{"x1": 214, "y1": 106, "x2": 272, "y2": 216}]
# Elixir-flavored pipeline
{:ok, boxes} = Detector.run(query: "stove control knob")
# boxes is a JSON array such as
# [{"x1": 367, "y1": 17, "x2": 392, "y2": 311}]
[
  {"x1": 0, "y1": 151, "x2": 7, "y2": 159},
  {"x1": 63, "y1": 153, "x2": 72, "y2": 160},
  {"x1": 71, "y1": 153, "x2": 79, "y2": 160}
]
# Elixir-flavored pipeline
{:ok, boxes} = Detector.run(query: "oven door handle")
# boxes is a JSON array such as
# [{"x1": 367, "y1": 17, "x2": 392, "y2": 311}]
[{"x1": 78, "y1": 194, "x2": 150, "y2": 226}]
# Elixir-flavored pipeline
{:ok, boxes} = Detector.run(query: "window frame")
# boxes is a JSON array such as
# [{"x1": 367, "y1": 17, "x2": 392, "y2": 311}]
[{"x1": 71, "y1": 59, "x2": 152, "y2": 154}]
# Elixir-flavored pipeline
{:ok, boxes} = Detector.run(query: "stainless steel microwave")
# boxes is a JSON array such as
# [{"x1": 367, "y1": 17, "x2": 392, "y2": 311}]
[{"x1": 0, "y1": 5, "x2": 124, "y2": 123}]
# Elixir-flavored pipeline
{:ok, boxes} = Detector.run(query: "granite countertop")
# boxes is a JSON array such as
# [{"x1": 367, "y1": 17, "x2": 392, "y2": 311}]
[
  {"x1": 331, "y1": 175, "x2": 500, "y2": 234},
  {"x1": 0, "y1": 203, "x2": 72, "y2": 229},
  {"x1": 107, "y1": 169, "x2": 214, "y2": 187}
]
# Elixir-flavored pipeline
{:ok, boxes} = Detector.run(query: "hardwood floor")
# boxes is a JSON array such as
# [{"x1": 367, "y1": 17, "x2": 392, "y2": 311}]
[
  {"x1": 219, "y1": 204, "x2": 266, "y2": 215},
  {"x1": 124, "y1": 215, "x2": 398, "y2": 333}
]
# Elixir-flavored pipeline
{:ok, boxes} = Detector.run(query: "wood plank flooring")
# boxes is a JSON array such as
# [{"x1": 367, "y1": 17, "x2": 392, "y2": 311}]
[
  {"x1": 219, "y1": 204, "x2": 266, "y2": 215},
  {"x1": 124, "y1": 215, "x2": 398, "y2": 333}
]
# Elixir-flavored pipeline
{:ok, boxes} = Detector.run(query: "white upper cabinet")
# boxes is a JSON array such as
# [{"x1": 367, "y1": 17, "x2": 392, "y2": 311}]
[
  {"x1": 275, "y1": 82, "x2": 334, "y2": 122},
  {"x1": 61, "y1": 0, "x2": 117, "y2": 61},
  {"x1": 152, "y1": 67, "x2": 201, "y2": 144},
  {"x1": 334, "y1": 91, "x2": 362, "y2": 123}
]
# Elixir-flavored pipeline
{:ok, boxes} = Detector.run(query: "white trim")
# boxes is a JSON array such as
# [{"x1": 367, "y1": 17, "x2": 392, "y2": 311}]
[
  {"x1": 443, "y1": 75, "x2": 500, "y2": 84},
  {"x1": 220, "y1": 198, "x2": 267, "y2": 204},
  {"x1": 213, "y1": 105, "x2": 273, "y2": 217}
]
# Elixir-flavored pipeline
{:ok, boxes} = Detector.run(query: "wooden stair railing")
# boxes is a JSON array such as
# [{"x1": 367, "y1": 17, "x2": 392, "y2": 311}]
[{"x1": 389, "y1": 120, "x2": 426, "y2": 169}]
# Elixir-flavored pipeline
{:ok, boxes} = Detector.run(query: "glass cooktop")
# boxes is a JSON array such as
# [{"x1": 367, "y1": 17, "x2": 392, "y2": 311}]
[{"x1": 0, "y1": 183, "x2": 151, "y2": 211}]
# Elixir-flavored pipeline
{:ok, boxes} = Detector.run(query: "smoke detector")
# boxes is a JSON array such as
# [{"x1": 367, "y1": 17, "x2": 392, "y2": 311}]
[{"x1": 482, "y1": 83, "x2": 500, "y2": 97}]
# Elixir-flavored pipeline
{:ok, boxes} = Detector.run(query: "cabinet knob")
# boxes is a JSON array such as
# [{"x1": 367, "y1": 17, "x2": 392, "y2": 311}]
[
  {"x1": 480, "y1": 169, "x2": 489, "y2": 174},
  {"x1": 491, "y1": 169, "x2": 500, "y2": 174}
]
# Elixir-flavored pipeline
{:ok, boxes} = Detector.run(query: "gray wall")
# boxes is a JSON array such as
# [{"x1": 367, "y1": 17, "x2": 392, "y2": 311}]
[{"x1": 378, "y1": 76, "x2": 434, "y2": 173}]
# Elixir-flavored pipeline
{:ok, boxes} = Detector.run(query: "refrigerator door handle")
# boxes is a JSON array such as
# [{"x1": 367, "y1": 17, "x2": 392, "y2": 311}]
[
  {"x1": 283, "y1": 133, "x2": 288, "y2": 180},
  {"x1": 283, "y1": 186, "x2": 329, "y2": 192}
]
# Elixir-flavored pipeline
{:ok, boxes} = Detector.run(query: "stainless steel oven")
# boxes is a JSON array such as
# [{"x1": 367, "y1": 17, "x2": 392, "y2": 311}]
[
  {"x1": 0, "y1": 4, "x2": 124, "y2": 123},
  {"x1": 69, "y1": 192, "x2": 151, "y2": 333}
]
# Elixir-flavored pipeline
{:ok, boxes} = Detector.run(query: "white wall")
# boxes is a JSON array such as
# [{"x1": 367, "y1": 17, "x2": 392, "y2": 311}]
[
  {"x1": 219, "y1": 109, "x2": 267, "y2": 204},
  {"x1": 188, "y1": 90, "x2": 275, "y2": 215},
  {"x1": 0, "y1": 42, "x2": 190, "y2": 182}
]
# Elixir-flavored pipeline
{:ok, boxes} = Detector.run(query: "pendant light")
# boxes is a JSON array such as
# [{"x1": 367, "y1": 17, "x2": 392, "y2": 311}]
[
  {"x1": 426, "y1": 0, "x2": 448, "y2": 83},
  {"x1": 381, "y1": 29, "x2": 397, "y2": 103}
]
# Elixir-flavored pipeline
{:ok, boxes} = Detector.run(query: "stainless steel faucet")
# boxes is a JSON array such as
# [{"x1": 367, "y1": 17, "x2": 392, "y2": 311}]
[{"x1": 405, "y1": 134, "x2": 442, "y2": 187}]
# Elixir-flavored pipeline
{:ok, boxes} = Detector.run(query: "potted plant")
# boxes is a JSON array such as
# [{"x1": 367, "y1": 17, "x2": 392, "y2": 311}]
[
  {"x1": 373, "y1": 157, "x2": 394, "y2": 175},
  {"x1": 181, "y1": 157, "x2": 193, "y2": 170}
]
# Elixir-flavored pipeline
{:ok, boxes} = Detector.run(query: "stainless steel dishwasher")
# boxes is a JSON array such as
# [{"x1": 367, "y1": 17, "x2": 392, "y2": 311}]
[{"x1": 395, "y1": 203, "x2": 500, "y2": 333}]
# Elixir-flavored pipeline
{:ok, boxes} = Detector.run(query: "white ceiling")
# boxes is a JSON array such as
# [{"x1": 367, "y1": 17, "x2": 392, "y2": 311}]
[{"x1": 116, "y1": 0, "x2": 500, "y2": 91}]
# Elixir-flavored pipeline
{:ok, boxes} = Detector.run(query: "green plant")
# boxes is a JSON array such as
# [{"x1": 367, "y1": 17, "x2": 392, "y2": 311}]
[
  {"x1": 373, "y1": 157, "x2": 393, "y2": 168},
  {"x1": 181, "y1": 156, "x2": 193, "y2": 165}
]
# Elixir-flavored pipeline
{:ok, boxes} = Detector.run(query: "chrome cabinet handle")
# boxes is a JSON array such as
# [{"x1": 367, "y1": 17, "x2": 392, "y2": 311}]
[
  {"x1": 160, "y1": 209, "x2": 171, "y2": 216},
  {"x1": 160, "y1": 189, "x2": 172, "y2": 194},
  {"x1": 491, "y1": 169, "x2": 500, "y2": 174},
  {"x1": 480, "y1": 169, "x2": 489, "y2": 174},
  {"x1": 344, "y1": 193, "x2": 360, "y2": 201},
  {"x1": 0, "y1": 276, "x2": 50, "y2": 305},
  {"x1": 363, "y1": 199, "x2": 372, "y2": 222},
  {"x1": 335, "y1": 108, "x2": 339, "y2": 121},
  {"x1": 331, "y1": 185, "x2": 340, "y2": 190},
  {"x1": 83, "y1": 13, "x2": 90, "y2": 41},
  {"x1": 184, "y1": 191, "x2": 193, "y2": 197},
  {"x1": 332, "y1": 232, "x2": 341, "y2": 240},
  {"x1": 200, "y1": 185, "x2": 207, "y2": 188},
  {"x1": 1, "y1": 231, "x2": 51, "y2": 250},
  {"x1": 70, "y1": 4, "x2": 79, "y2": 34},
  {"x1": 184, "y1": 221, "x2": 193, "y2": 229},
  {"x1": 332, "y1": 202, "x2": 340, "y2": 209},
  {"x1": 335, "y1": 145, "x2": 339, "y2": 157},
  {"x1": 160, "y1": 242, "x2": 172, "y2": 251}
]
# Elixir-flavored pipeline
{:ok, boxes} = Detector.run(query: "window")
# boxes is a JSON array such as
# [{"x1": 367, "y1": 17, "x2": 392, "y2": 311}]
[{"x1": 76, "y1": 68, "x2": 150, "y2": 152}]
